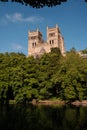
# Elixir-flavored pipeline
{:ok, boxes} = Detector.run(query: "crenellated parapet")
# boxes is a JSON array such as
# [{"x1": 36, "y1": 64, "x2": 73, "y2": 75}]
[{"x1": 28, "y1": 25, "x2": 66, "y2": 57}]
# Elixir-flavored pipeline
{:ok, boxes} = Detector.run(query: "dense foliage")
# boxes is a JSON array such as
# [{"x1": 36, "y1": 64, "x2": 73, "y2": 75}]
[
  {"x1": 0, "y1": 48, "x2": 87, "y2": 104},
  {"x1": 81, "y1": 48, "x2": 87, "y2": 54},
  {"x1": 0, "y1": 0, "x2": 87, "y2": 8}
]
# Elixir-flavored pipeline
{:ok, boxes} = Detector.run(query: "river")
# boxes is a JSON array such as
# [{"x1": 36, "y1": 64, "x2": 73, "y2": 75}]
[{"x1": 0, "y1": 104, "x2": 87, "y2": 130}]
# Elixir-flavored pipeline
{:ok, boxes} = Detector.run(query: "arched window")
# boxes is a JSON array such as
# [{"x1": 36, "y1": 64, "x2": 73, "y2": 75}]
[
  {"x1": 49, "y1": 40, "x2": 54, "y2": 45},
  {"x1": 32, "y1": 42, "x2": 36, "y2": 47}
]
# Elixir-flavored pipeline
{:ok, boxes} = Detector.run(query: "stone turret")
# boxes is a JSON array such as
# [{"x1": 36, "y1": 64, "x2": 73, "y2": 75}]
[
  {"x1": 28, "y1": 25, "x2": 65, "y2": 57},
  {"x1": 28, "y1": 29, "x2": 43, "y2": 57}
]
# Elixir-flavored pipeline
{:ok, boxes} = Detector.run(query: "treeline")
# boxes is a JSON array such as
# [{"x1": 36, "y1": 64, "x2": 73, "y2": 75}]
[{"x1": 0, "y1": 48, "x2": 87, "y2": 104}]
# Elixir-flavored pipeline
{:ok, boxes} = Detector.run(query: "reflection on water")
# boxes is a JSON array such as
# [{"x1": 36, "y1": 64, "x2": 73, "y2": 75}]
[{"x1": 0, "y1": 104, "x2": 87, "y2": 130}]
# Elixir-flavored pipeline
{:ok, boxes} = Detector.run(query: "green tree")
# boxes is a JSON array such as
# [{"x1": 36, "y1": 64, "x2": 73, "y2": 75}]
[
  {"x1": 0, "y1": 49, "x2": 87, "y2": 104},
  {"x1": 81, "y1": 48, "x2": 87, "y2": 54},
  {"x1": 15, "y1": 56, "x2": 39, "y2": 103}
]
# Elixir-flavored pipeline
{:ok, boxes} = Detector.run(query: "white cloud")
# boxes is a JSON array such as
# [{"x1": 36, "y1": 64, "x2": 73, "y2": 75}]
[
  {"x1": 11, "y1": 43, "x2": 23, "y2": 51},
  {"x1": 10, "y1": 43, "x2": 27, "y2": 55},
  {"x1": 5, "y1": 13, "x2": 44, "y2": 23}
]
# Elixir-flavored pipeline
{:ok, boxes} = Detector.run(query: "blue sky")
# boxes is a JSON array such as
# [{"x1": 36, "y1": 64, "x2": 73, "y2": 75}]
[{"x1": 0, "y1": 0, "x2": 87, "y2": 55}]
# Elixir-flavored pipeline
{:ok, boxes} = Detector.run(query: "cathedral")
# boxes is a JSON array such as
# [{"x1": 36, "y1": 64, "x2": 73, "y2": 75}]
[{"x1": 28, "y1": 25, "x2": 65, "y2": 57}]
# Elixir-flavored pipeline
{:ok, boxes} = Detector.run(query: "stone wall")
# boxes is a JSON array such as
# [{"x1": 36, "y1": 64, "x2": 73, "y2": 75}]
[{"x1": 28, "y1": 25, "x2": 65, "y2": 57}]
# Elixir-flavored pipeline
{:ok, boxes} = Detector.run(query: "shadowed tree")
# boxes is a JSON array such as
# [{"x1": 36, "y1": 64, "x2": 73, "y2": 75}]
[
  {"x1": 0, "y1": 0, "x2": 66, "y2": 8},
  {"x1": 0, "y1": 0, "x2": 87, "y2": 8}
]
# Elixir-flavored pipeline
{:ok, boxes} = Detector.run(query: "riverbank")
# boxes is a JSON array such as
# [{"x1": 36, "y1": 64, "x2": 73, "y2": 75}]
[
  {"x1": 71, "y1": 100, "x2": 87, "y2": 106},
  {"x1": 8, "y1": 99, "x2": 87, "y2": 107},
  {"x1": 31, "y1": 99, "x2": 65, "y2": 106},
  {"x1": 31, "y1": 99, "x2": 87, "y2": 106},
  {"x1": 37, "y1": 100, "x2": 65, "y2": 105}
]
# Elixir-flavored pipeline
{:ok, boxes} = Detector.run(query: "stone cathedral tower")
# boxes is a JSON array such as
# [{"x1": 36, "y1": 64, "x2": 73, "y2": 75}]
[{"x1": 28, "y1": 25, "x2": 65, "y2": 57}]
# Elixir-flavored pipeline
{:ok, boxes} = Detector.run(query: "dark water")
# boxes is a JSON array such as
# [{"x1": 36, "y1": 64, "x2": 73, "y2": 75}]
[{"x1": 0, "y1": 104, "x2": 87, "y2": 130}]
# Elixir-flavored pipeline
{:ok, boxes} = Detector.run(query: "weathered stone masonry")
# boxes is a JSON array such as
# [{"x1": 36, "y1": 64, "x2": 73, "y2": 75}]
[{"x1": 28, "y1": 25, "x2": 65, "y2": 57}]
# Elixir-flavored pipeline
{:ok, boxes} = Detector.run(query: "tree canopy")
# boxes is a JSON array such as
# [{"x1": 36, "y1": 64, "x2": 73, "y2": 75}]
[
  {"x1": 0, "y1": 48, "x2": 87, "y2": 104},
  {"x1": 0, "y1": 0, "x2": 87, "y2": 8}
]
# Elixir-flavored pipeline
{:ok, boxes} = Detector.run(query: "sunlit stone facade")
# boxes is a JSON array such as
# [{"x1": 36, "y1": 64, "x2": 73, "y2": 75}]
[{"x1": 28, "y1": 25, "x2": 65, "y2": 57}]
